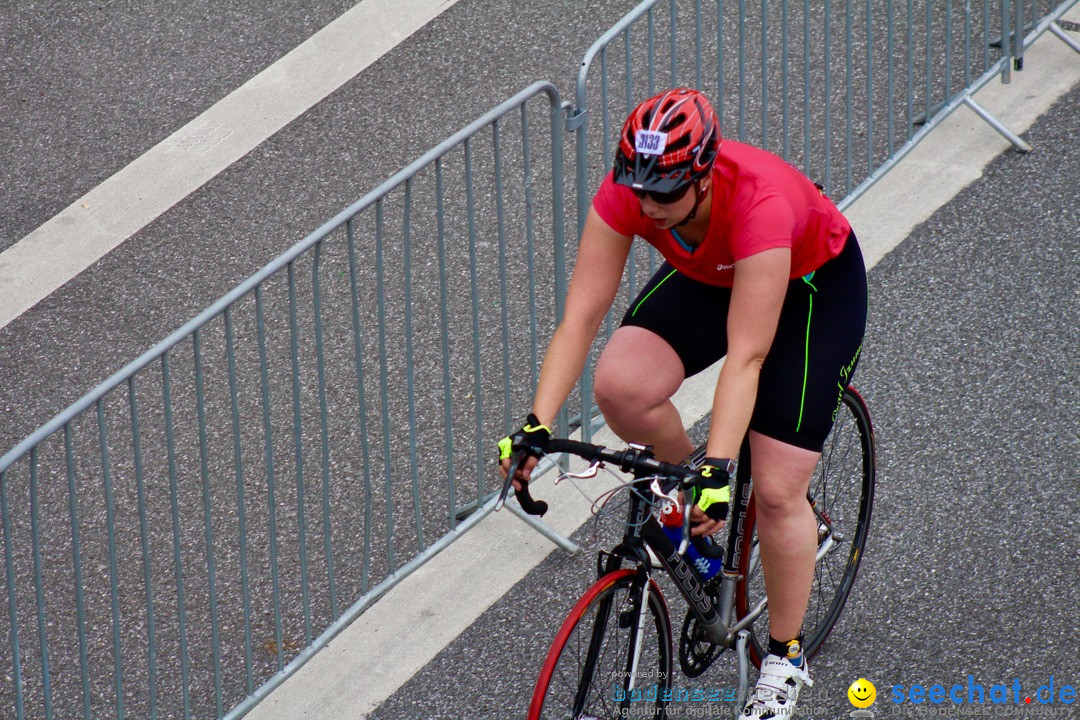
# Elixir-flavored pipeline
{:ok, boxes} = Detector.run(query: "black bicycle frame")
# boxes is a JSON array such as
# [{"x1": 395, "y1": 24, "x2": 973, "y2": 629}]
[{"x1": 603, "y1": 436, "x2": 755, "y2": 648}]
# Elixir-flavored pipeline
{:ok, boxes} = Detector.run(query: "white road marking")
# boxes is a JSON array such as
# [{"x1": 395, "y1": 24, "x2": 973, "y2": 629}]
[{"x1": 0, "y1": 0, "x2": 465, "y2": 330}]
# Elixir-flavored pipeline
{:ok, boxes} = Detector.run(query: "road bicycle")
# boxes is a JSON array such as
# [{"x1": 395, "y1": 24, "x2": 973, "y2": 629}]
[{"x1": 500, "y1": 385, "x2": 875, "y2": 719}]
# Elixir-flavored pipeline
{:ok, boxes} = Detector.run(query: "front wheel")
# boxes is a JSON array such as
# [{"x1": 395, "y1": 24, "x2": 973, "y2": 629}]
[
  {"x1": 529, "y1": 568, "x2": 673, "y2": 720},
  {"x1": 736, "y1": 385, "x2": 876, "y2": 665}
]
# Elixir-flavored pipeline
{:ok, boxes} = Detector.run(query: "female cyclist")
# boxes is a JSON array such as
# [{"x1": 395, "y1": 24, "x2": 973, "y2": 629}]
[{"x1": 500, "y1": 87, "x2": 867, "y2": 717}]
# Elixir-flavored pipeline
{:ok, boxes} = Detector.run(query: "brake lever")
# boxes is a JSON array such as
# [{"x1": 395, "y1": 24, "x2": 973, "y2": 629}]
[
  {"x1": 496, "y1": 450, "x2": 549, "y2": 517},
  {"x1": 556, "y1": 459, "x2": 601, "y2": 484},
  {"x1": 649, "y1": 477, "x2": 680, "y2": 506},
  {"x1": 680, "y1": 496, "x2": 693, "y2": 555},
  {"x1": 494, "y1": 454, "x2": 522, "y2": 512}
]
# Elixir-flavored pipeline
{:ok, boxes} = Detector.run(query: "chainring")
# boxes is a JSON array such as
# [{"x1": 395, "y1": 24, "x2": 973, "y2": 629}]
[{"x1": 677, "y1": 582, "x2": 726, "y2": 677}]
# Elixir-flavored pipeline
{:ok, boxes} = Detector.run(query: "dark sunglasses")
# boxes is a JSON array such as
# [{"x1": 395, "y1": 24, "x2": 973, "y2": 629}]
[{"x1": 631, "y1": 183, "x2": 693, "y2": 205}]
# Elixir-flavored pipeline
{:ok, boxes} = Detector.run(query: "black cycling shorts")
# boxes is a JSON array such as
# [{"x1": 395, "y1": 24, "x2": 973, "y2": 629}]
[{"x1": 620, "y1": 232, "x2": 868, "y2": 452}]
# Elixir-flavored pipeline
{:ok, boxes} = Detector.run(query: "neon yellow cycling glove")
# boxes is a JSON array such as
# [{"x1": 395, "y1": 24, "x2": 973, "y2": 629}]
[
  {"x1": 695, "y1": 457, "x2": 735, "y2": 522},
  {"x1": 498, "y1": 413, "x2": 551, "y2": 461}
]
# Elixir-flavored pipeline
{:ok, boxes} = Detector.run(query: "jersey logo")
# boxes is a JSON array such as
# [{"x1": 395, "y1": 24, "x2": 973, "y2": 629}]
[
  {"x1": 694, "y1": 557, "x2": 711, "y2": 575},
  {"x1": 716, "y1": 263, "x2": 734, "y2": 271}
]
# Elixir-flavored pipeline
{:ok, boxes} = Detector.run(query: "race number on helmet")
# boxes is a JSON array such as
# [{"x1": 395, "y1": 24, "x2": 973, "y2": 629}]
[{"x1": 613, "y1": 87, "x2": 721, "y2": 194}]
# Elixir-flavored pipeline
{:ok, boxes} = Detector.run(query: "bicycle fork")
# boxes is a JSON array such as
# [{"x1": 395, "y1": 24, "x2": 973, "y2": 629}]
[{"x1": 625, "y1": 576, "x2": 652, "y2": 696}]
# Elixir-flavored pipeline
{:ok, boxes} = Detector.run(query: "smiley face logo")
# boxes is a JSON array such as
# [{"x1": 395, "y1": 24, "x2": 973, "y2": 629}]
[{"x1": 848, "y1": 678, "x2": 877, "y2": 708}]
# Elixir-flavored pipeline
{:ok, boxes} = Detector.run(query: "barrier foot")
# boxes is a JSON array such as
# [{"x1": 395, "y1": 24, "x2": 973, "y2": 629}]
[
  {"x1": 1049, "y1": 21, "x2": 1080, "y2": 54},
  {"x1": 962, "y1": 97, "x2": 1033, "y2": 153},
  {"x1": 505, "y1": 500, "x2": 581, "y2": 553}
]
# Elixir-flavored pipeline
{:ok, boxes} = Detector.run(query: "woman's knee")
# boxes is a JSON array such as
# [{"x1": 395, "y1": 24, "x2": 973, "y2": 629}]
[
  {"x1": 752, "y1": 480, "x2": 809, "y2": 521},
  {"x1": 594, "y1": 328, "x2": 683, "y2": 416},
  {"x1": 594, "y1": 357, "x2": 653, "y2": 417},
  {"x1": 749, "y1": 432, "x2": 820, "y2": 520}
]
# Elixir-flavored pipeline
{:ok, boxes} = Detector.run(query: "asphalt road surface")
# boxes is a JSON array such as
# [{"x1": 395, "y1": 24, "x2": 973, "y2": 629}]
[{"x1": 1, "y1": 1, "x2": 1077, "y2": 719}]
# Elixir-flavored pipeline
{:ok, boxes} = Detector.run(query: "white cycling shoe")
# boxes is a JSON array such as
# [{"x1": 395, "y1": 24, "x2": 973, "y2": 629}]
[{"x1": 741, "y1": 654, "x2": 813, "y2": 718}]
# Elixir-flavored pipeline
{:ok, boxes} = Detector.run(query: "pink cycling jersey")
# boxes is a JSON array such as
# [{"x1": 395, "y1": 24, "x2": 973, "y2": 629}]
[{"x1": 592, "y1": 140, "x2": 851, "y2": 287}]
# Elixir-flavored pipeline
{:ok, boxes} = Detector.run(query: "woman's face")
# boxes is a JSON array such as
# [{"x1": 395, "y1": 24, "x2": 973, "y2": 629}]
[{"x1": 635, "y1": 181, "x2": 705, "y2": 230}]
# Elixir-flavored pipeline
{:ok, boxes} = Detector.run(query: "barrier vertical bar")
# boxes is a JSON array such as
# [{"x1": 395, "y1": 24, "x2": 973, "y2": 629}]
[
  {"x1": 824, "y1": 0, "x2": 833, "y2": 192},
  {"x1": 465, "y1": 139, "x2": 485, "y2": 500},
  {"x1": 647, "y1": 6, "x2": 657, "y2": 94},
  {"x1": 1015, "y1": 0, "x2": 1026, "y2": 67},
  {"x1": 907, "y1": 0, "x2": 915, "y2": 140},
  {"x1": 254, "y1": 286, "x2": 285, "y2": 671},
  {"x1": 286, "y1": 263, "x2": 313, "y2": 642},
  {"x1": 845, "y1": 0, "x2": 854, "y2": 194},
  {"x1": 431, "y1": 167, "x2": 457, "y2": 529},
  {"x1": 193, "y1": 330, "x2": 224, "y2": 717},
  {"x1": 887, "y1": 0, "x2": 896, "y2": 156},
  {"x1": 28, "y1": 449, "x2": 53, "y2": 720},
  {"x1": 521, "y1": 106, "x2": 540, "y2": 395},
  {"x1": 804, "y1": 0, "x2": 812, "y2": 176},
  {"x1": 624, "y1": 28, "x2": 633, "y2": 119},
  {"x1": 161, "y1": 353, "x2": 193, "y2": 719},
  {"x1": 224, "y1": 308, "x2": 256, "y2": 690},
  {"x1": 738, "y1": 0, "x2": 747, "y2": 139},
  {"x1": 925, "y1": 3, "x2": 934, "y2": 131},
  {"x1": 1001, "y1": 0, "x2": 1012, "y2": 83},
  {"x1": 965, "y1": 0, "x2": 973, "y2": 89},
  {"x1": 669, "y1": 0, "x2": 678, "y2": 88},
  {"x1": 694, "y1": 0, "x2": 704, "y2": 92},
  {"x1": 762, "y1": 0, "x2": 770, "y2": 149},
  {"x1": 400, "y1": 184, "x2": 425, "y2": 552},
  {"x1": 311, "y1": 242, "x2": 341, "y2": 618},
  {"x1": 782, "y1": 0, "x2": 790, "y2": 159},
  {"x1": 716, "y1": 0, "x2": 725, "y2": 124},
  {"x1": 345, "y1": 218, "x2": 376, "y2": 582},
  {"x1": 600, "y1": 50, "x2": 611, "y2": 172},
  {"x1": 96, "y1": 400, "x2": 125, "y2": 720},
  {"x1": 599, "y1": 47, "x2": 615, "y2": 343},
  {"x1": 128, "y1": 378, "x2": 159, "y2": 719},
  {"x1": 866, "y1": 0, "x2": 875, "y2": 172},
  {"x1": 373, "y1": 201, "x2": 396, "y2": 570},
  {"x1": 946, "y1": 3, "x2": 955, "y2": 101},
  {"x1": 1, "y1": 468, "x2": 24, "y2": 720},
  {"x1": 549, "y1": 88, "x2": 569, "y2": 439},
  {"x1": 64, "y1": 424, "x2": 91, "y2": 720},
  {"x1": 496, "y1": 120, "x2": 513, "y2": 435}
]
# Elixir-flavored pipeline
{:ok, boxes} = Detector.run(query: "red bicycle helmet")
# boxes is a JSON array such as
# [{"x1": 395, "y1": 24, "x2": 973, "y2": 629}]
[{"x1": 613, "y1": 88, "x2": 720, "y2": 194}]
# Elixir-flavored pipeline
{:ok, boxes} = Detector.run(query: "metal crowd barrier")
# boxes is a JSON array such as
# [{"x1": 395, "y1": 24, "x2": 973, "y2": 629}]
[
  {"x1": 2, "y1": 1, "x2": 1078, "y2": 719},
  {"x1": 0, "y1": 82, "x2": 565, "y2": 720}
]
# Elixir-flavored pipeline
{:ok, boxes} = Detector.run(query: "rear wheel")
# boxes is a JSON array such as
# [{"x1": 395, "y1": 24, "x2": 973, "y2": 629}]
[
  {"x1": 529, "y1": 569, "x2": 673, "y2": 719},
  {"x1": 736, "y1": 385, "x2": 875, "y2": 665}
]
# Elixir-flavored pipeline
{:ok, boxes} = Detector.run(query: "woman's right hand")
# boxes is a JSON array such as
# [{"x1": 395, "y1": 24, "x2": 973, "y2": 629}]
[
  {"x1": 499, "y1": 453, "x2": 540, "y2": 492},
  {"x1": 497, "y1": 413, "x2": 551, "y2": 488}
]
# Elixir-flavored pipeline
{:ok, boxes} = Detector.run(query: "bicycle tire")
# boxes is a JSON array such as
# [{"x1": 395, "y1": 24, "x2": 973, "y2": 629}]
[
  {"x1": 529, "y1": 568, "x2": 673, "y2": 720},
  {"x1": 735, "y1": 385, "x2": 875, "y2": 666}
]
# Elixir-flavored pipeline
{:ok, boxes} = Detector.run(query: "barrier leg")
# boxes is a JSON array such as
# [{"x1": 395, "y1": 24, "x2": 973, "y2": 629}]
[
  {"x1": 1049, "y1": 22, "x2": 1080, "y2": 54},
  {"x1": 962, "y1": 97, "x2": 1034, "y2": 153},
  {"x1": 505, "y1": 500, "x2": 581, "y2": 553}
]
